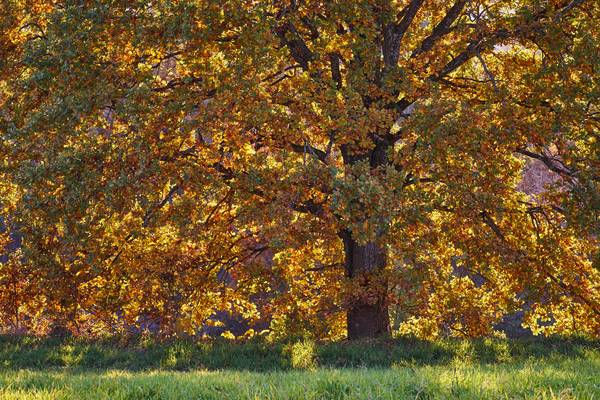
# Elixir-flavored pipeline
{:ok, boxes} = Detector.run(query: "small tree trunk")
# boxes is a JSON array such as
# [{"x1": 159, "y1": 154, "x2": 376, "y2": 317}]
[{"x1": 342, "y1": 232, "x2": 390, "y2": 339}]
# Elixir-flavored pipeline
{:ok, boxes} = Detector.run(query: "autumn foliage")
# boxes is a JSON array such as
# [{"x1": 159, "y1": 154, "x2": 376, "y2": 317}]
[{"x1": 0, "y1": 0, "x2": 598, "y2": 339}]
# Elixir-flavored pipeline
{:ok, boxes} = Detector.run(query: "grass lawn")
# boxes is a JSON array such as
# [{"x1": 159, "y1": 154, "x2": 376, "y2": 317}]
[{"x1": 0, "y1": 336, "x2": 598, "y2": 399}]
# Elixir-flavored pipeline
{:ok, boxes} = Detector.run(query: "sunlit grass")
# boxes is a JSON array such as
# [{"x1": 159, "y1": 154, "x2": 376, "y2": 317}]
[{"x1": 0, "y1": 336, "x2": 598, "y2": 399}]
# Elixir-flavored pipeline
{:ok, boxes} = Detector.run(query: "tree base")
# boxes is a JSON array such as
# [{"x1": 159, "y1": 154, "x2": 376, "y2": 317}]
[{"x1": 347, "y1": 302, "x2": 390, "y2": 340}]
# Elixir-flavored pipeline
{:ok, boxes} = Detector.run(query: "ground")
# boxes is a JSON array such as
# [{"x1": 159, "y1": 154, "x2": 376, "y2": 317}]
[{"x1": 0, "y1": 336, "x2": 598, "y2": 399}]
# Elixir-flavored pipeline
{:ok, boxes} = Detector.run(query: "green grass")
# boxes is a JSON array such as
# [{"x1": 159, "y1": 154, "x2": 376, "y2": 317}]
[{"x1": 0, "y1": 336, "x2": 598, "y2": 399}]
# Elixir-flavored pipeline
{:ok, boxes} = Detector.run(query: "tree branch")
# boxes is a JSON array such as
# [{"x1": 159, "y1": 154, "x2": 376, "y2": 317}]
[
  {"x1": 434, "y1": 0, "x2": 589, "y2": 81},
  {"x1": 411, "y1": 0, "x2": 468, "y2": 57},
  {"x1": 554, "y1": 0, "x2": 587, "y2": 21},
  {"x1": 290, "y1": 142, "x2": 328, "y2": 164},
  {"x1": 329, "y1": 53, "x2": 343, "y2": 89},
  {"x1": 515, "y1": 148, "x2": 575, "y2": 177},
  {"x1": 383, "y1": 0, "x2": 425, "y2": 67},
  {"x1": 480, "y1": 211, "x2": 505, "y2": 241},
  {"x1": 275, "y1": 21, "x2": 315, "y2": 70}
]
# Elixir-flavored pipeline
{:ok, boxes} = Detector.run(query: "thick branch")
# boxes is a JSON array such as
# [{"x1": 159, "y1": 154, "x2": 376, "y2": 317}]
[
  {"x1": 329, "y1": 53, "x2": 343, "y2": 89},
  {"x1": 275, "y1": 22, "x2": 314, "y2": 70},
  {"x1": 290, "y1": 142, "x2": 328, "y2": 164},
  {"x1": 383, "y1": 0, "x2": 425, "y2": 67},
  {"x1": 411, "y1": 0, "x2": 468, "y2": 57},
  {"x1": 433, "y1": 28, "x2": 511, "y2": 80}
]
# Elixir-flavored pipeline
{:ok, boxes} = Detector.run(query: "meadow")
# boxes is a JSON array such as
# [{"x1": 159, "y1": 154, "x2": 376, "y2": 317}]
[{"x1": 0, "y1": 335, "x2": 598, "y2": 399}]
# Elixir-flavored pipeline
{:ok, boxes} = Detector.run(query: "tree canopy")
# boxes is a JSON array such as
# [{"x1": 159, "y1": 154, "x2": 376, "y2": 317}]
[{"x1": 1, "y1": 0, "x2": 598, "y2": 339}]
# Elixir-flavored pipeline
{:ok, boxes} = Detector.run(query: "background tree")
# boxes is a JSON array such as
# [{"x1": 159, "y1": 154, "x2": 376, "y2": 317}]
[{"x1": 1, "y1": 0, "x2": 598, "y2": 339}]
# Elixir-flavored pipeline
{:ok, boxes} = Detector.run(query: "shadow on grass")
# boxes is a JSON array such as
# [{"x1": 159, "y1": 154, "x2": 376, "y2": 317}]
[{"x1": 0, "y1": 335, "x2": 597, "y2": 372}]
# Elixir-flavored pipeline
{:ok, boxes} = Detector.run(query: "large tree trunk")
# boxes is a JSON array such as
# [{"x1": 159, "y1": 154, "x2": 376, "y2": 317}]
[
  {"x1": 342, "y1": 232, "x2": 390, "y2": 339},
  {"x1": 337, "y1": 139, "x2": 393, "y2": 339}
]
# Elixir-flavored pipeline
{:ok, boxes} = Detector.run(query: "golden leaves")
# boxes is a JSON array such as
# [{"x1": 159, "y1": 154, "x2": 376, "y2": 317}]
[{"x1": 1, "y1": 0, "x2": 598, "y2": 339}]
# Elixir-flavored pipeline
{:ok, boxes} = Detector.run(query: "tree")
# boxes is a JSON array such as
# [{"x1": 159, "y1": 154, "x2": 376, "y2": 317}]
[{"x1": 1, "y1": 0, "x2": 598, "y2": 339}]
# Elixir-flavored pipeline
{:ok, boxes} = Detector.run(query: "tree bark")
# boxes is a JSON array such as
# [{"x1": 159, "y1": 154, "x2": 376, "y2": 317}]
[{"x1": 341, "y1": 231, "x2": 390, "y2": 339}]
